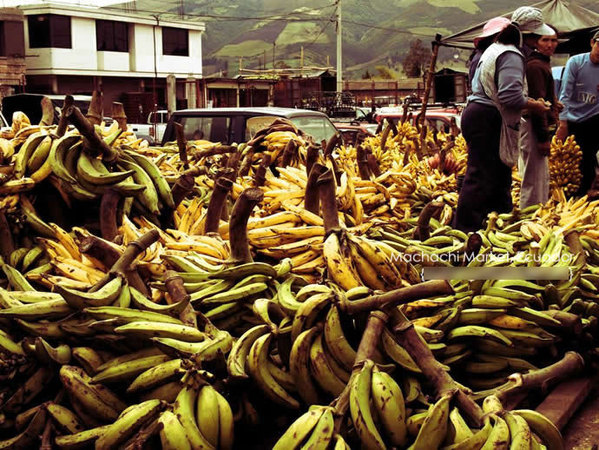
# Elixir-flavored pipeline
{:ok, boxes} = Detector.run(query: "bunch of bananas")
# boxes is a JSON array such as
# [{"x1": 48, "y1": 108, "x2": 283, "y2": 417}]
[{"x1": 549, "y1": 135, "x2": 583, "y2": 197}]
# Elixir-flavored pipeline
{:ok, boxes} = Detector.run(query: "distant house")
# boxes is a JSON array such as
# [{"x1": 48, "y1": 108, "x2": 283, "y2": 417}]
[
  {"x1": 0, "y1": 8, "x2": 26, "y2": 98},
  {"x1": 4, "y1": 2, "x2": 205, "y2": 122}
]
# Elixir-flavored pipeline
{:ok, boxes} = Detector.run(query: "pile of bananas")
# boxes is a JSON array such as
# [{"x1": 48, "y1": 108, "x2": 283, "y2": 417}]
[
  {"x1": 549, "y1": 135, "x2": 583, "y2": 197},
  {"x1": 2, "y1": 103, "x2": 599, "y2": 449}
]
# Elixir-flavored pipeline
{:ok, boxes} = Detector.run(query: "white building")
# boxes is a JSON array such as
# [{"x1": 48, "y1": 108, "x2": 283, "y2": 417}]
[{"x1": 2, "y1": 1, "x2": 205, "y2": 121}]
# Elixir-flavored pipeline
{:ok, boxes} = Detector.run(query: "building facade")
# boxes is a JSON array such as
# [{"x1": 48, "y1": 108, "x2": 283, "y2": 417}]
[{"x1": 10, "y1": 3, "x2": 204, "y2": 122}]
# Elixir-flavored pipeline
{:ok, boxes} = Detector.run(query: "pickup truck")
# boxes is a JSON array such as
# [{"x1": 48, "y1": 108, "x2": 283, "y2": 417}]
[
  {"x1": 129, "y1": 110, "x2": 168, "y2": 144},
  {"x1": 161, "y1": 107, "x2": 339, "y2": 146}
]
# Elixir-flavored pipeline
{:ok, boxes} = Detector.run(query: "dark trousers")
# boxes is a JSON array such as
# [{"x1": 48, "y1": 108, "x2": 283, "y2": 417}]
[
  {"x1": 569, "y1": 115, "x2": 599, "y2": 196},
  {"x1": 454, "y1": 102, "x2": 513, "y2": 232}
]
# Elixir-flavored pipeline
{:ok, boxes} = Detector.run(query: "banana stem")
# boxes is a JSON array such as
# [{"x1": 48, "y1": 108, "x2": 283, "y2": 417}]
[
  {"x1": 226, "y1": 149, "x2": 241, "y2": 176},
  {"x1": 111, "y1": 102, "x2": 128, "y2": 131},
  {"x1": 253, "y1": 154, "x2": 271, "y2": 187},
  {"x1": 496, "y1": 351, "x2": 585, "y2": 405},
  {"x1": 564, "y1": 230, "x2": 586, "y2": 267},
  {"x1": 170, "y1": 173, "x2": 196, "y2": 208},
  {"x1": 174, "y1": 122, "x2": 189, "y2": 170},
  {"x1": 238, "y1": 148, "x2": 255, "y2": 177},
  {"x1": 281, "y1": 139, "x2": 297, "y2": 167},
  {"x1": 39, "y1": 95, "x2": 55, "y2": 126},
  {"x1": 89, "y1": 230, "x2": 159, "y2": 293},
  {"x1": 164, "y1": 269, "x2": 196, "y2": 328},
  {"x1": 366, "y1": 153, "x2": 381, "y2": 178},
  {"x1": 391, "y1": 309, "x2": 484, "y2": 427},
  {"x1": 65, "y1": 105, "x2": 118, "y2": 163},
  {"x1": 305, "y1": 163, "x2": 327, "y2": 214},
  {"x1": 413, "y1": 200, "x2": 444, "y2": 241},
  {"x1": 357, "y1": 145, "x2": 371, "y2": 180},
  {"x1": 306, "y1": 143, "x2": 320, "y2": 178},
  {"x1": 323, "y1": 133, "x2": 341, "y2": 158},
  {"x1": 380, "y1": 120, "x2": 391, "y2": 151},
  {"x1": 99, "y1": 189, "x2": 121, "y2": 242},
  {"x1": 332, "y1": 310, "x2": 389, "y2": 430},
  {"x1": 204, "y1": 177, "x2": 233, "y2": 234},
  {"x1": 543, "y1": 310, "x2": 583, "y2": 335},
  {"x1": 0, "y1": 211, "x2": 15, "y2": 261},
  {"x1": 86, "y1": 90, "x2": 103, "y2": 126},
  {"x1": 341, "y1": 280, "x2": 453, "y2": 315},
  {"x1": 54, "y1": 95, "x2": 73, "y2": 138},
  {"x1": 317, "y1": 168, "x2": 340, "y2": 233},
  {"x1": 229, "y1": 188, "x2": 264, "y2": 263}
]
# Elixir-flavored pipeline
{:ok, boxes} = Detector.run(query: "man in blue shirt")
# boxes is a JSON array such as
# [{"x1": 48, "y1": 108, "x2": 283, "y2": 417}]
[{"x1": 556, "y1": 30, "x2": 599, "y2": 196}]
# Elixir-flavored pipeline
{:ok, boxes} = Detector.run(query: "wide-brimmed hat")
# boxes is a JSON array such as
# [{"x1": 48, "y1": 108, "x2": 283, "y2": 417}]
[
  {"x1": 511, "y1": 6, "x2": 554, "y2": 35},
  {"x1": 474, "y1": 16, "x2": 511, "y2": 44},
  {"x1": 593, "y1": 30, "x2": 599, "y2": 41}
]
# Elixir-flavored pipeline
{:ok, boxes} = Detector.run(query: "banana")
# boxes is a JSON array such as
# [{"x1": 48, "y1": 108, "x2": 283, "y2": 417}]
[
  {"x1": 123, "y1": 149, "x2": 175, "y2": 209},
  {"x1": 0, "y1": 298, "x2": 72, "y2": 320},
  {"x1": 347, "y1": 235, "x2": 387, "y2": 290},
  {"x1": 411, "y1": 391, "x2": 453, "y2": 450},
  {"x1": 446, "y1": 407, "x2": 474, "y2": 446},
  {"x1": 371, "y1": 366, "x2": 407, "y2": 447},
  {"x1": 276, "y1": 276, "x2": 304, "y2": 315},
  {"x1": 323, "y1": 232, "x2": 361, "y2": 290},
  {"x1": 299, "y1": 406, "x2": 335, "y2": 450},
  {"x1": 1, "y1": 366, "x2": 53, "y2": 414},
  {"x1": 126, "y1": 358, "x2": 183, "y2": 394},
  {"x1": 3, "y1": 263, "x2": 36, "y2": 290},
  {"x1": 59, "y1": 365, "x2": 126, "y2": 421},
  {"x1": 481, "y1": 414, "x2": 510, "y2": 450},
  {"x1": 139, "y1": 380, "x2": 183, "y2": 403},
  {"x1": 498, "y1": 329, "x2": 556, "y2": 347},
  {"x1": 92, "y1": 353, "x2": 171, "y2": 384},
  {"x1": 381, "y1": 326, "x2": 424, "y2": 373},
  {"x1": 84, "y1": 306, "x2": 184, "y2": 325},
  {"x1": 511, "y1": 410, "x2": 563, "y2": 450},
  {"x1": 227, "y1": 324, "x2": 270, "y2": 380},
  {"x1": 0, "y1": 407, "x2": 46, "y2": 449},
  {"x1": 349, "y1": 359, "x2": 386, "y2": 450},
  {"x1": 54, "y1": 425, "x2": 111, "y2": 449},
  {"x1": 76, "y1": 148, "x2": 134, "y2": 185},
  {"x1": 46, "y1": 403, "x2": 86, "y2": 434},
  {"x1": 458, "y1": 308, "x2": 508, "y2": 325},
  {"x1": 472, "y1": 295, "x2": 527, "y2": 309},
  {"x1": 129, "y1": 286, "x2": 190, "y2": 316},
  {"x1": 504, "y1": 411, "x2": 533, "y2": 450},
  {"x1": 290, "y1": 291, "x2": 332, "y2": 341},
  {"x1": 14, "y1": 132, "x2": 47, "y2": 178},
  {"x1": 214, "y1": 385, "x2": 234, "y2": 450},
  {"x1": 289, "y1": 326, "x2": 322, "y2": 405},
  {"x1": 173, "y1": 383, "x2": 215, "y2": 450},
  {"x1": 273, "y1": 407, "x2": 325, "y2": 450},
  {"x1": 200, "y1": 281, "x2": 269, "y2": 305},
  {"x1": 117, "y1": 157, "x2": 161, "y2": 215},
  {"x1": 54, "y1": 275, "x2": 124, "y2": 310},
  {"x1": 34, "y1": 336, "x2": 71, "y2": 364},
  {"x1": 95, "y1": 399, "x2": 165, "y2": 450},
  {"x1": 196, "y1": 384, "x2": 221, "y2": 448},
  {"x1": 0, "y1": 329, "x2": 26, "y2": 356},
  {"x1": 352, "y1": 234, "x2": 403, "y2": 288},
  {"x1": 152, "y1": 329, "x2": 233, "y2": 359},
  {"x1": 446, "y1": 325, "x2": 513, "y2": 347},
  {"x1": 309, "y1": 332, "x2": 347, "y2": 397},
  {"x1": 114, "y1": 321, "x2": 206, "y2": 342},
  {"x1": 247, "y1": 333, "x2": 300, "y2": 409},
  {"x1": 323, "y1": 305, "x2": 358, "y2": 373},
  {"x1": 71, "y1": 347, "x2": 105, "y2": 375},
  {"x1": 441, "y1": 417, "x2": 493, "y2": 450}
]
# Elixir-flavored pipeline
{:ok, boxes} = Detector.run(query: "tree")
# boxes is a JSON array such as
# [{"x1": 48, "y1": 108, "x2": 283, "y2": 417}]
[
  {"x1": 402, "y1": 39, "x2": 431, "y2": 78},
  {"x1": 375, "y1": 65, "x2": 394, "y2": 79},
  {"x1": 362, "y1": 69, "x2": 372, "y2": 79}
]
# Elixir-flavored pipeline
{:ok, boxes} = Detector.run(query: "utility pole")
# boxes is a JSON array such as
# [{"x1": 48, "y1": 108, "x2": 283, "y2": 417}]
[{"x1": 336, "y1": 0, "x2": 342, "y2": 94}]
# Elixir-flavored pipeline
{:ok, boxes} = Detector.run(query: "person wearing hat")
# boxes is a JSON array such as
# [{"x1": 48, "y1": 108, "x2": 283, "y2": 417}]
[
  {"x1": 511, "y1": 6, "x2": 556, "y2": 57},
  {"x1": 556, "y1": 29, "x2": 599, "y2": 197},
  {"x1": 468, "y1": 17, "x2": 511, "y2": 88},
  {"x1": 454, "y1": 21, "x2": 550, "y2": 232},
  {"x1": 517, "y1": 17, "x2": 560, "y2": 209}
]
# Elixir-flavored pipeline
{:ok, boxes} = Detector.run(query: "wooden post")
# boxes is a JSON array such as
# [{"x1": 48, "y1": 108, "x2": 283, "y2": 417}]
[{"x1": 418, "y1": 34, "x2": 442, "y2": 158}]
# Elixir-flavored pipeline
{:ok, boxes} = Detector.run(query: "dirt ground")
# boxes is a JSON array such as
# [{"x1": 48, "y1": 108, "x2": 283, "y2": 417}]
[{"x1": 562, "y1": 388, "x2": 599, "y2": 450}]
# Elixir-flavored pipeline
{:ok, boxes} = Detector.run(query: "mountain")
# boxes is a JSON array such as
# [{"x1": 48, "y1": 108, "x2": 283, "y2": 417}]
[{"x1": 124, "y1": 0, "x2": 599, "y2": 78}]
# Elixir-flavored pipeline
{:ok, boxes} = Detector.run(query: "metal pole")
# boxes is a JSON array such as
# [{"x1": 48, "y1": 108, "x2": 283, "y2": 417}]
[
  {"x1": 418, "y1": 34, "x2": 441, "y2": 155},
  {"x1": 336, "y1": 0, "x2": 342, "y2": 94}
]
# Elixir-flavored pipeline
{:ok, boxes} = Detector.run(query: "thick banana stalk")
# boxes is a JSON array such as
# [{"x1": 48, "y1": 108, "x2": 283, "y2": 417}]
[{"x1": 228, "y1": 188, "x2": 264, "y2": 263}]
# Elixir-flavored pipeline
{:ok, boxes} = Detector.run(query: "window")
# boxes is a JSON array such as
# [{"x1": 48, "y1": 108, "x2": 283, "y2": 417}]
[
  {"x1": 96, "y1": 20, "x2": 128, "y2": 52},
  {"x1": 28, "y1": 14, "x2": 71, "y2": 49},
  {"x1": 180, "y1": 116, "x2": 229, "y2": 142},
  {"x1": 162, "y1": 27, "x2": 188, "y2": 56}
]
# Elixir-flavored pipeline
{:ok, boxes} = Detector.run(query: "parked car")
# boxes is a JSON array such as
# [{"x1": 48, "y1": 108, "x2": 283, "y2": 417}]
[
  {"x1": 1, "y1": 93, "x2": 92, "y2": 125},
  {"x1": 161, "y1": 107, "x2": 339, "y2": 146},
  {"x1": 374, "y1": 104, "x2": 463, "y2": 134},
  {"x1": 129, "y1": 110, "x2": 169, "y2": 145},
  {"x1": 333, "y1": 121, "x2": 378, "y2": 146}
]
